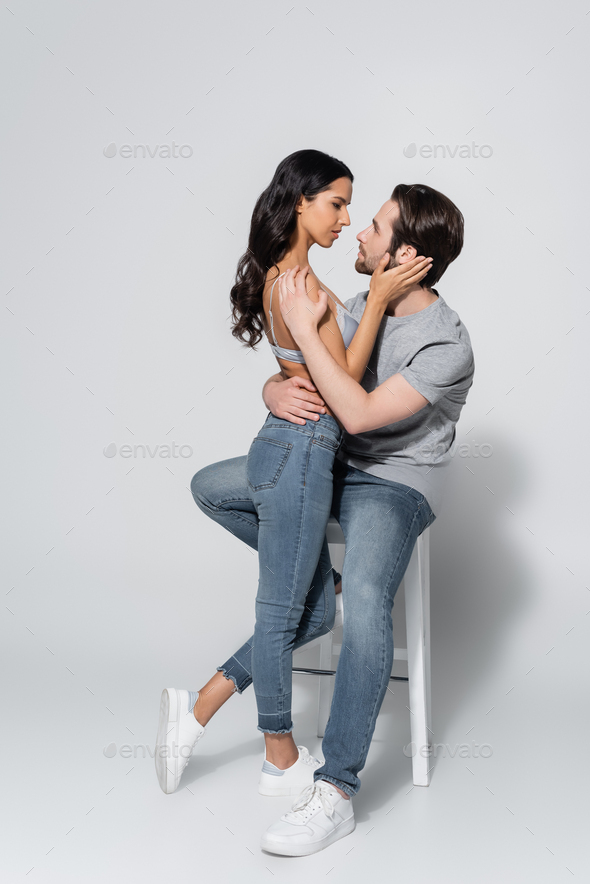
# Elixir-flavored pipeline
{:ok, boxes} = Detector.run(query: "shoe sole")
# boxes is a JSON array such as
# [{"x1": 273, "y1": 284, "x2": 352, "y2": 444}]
[
  {"x1": 261, "y1": 814, "x2": 356, "y2": 856},
  {"x1": 155, "y1": 688, "x2": 179, "y2": 794}
]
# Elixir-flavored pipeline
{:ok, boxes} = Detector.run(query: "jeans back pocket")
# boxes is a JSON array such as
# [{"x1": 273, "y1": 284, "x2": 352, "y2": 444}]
[
  {"x1": 312, "y1": 433, "x2": 341, "y2": 452},
  {"x1": 247, "y1": 436, "x2": 293, "y2": 491}
]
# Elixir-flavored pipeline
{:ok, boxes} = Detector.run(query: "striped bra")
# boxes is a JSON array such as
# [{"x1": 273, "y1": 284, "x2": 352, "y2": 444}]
[{"x1": 267, "y1": 275, "x2": 359, "y2": 365}]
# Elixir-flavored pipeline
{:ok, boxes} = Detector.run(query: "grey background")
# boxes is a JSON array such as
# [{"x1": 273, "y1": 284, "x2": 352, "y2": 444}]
[{"x1": 2, "y1": 0, "x2": 589, "y2": 881}]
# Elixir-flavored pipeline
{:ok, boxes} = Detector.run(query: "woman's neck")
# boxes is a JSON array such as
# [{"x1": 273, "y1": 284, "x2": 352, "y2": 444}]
[
  {"x1": 281, "y1": 248, "x2": 310, "y2": 269},
  {"x1": 282, "y1": 229, "x2": 313, "y2": 269}
]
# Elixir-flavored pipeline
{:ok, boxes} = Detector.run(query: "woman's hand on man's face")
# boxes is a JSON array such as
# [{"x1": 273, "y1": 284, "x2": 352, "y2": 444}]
[
  {"x1": 368, "y1": 253, "x2": 433, "y2": 307},
  {"x1": 278, "y1": 266, "x2": 328, "y2": 343}
]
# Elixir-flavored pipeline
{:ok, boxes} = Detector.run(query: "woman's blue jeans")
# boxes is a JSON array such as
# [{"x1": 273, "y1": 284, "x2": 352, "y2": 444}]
[
  {"x1": 191, "y1": 445, "x2": 435, "y2": 794},
  {"x1": 234, "y1": 411, "x2": 341, "y2": 733}
]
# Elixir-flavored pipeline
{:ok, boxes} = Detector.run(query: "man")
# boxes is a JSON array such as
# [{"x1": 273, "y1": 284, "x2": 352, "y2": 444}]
[{"x1": 171, "y1": 184, "x2": 474, "y2": 856}]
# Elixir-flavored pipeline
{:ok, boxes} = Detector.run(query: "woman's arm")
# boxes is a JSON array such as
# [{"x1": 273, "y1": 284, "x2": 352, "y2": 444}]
[
  {"x1": 336, "y1": 254, "x2": 433, "y2": 382},
  {"x1": 276, "y1": 266, "x2": 431, "y2": 433},
  {"x1": 293, "y1": 256, "x2": 432, "y2": 383},
  {"x1": 273, "y1": 311, "x2": 429, "y2": 435}
]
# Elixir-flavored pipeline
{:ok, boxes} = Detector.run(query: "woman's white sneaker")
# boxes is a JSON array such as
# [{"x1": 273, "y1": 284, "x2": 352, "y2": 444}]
[
  {"x1": 260, "y1": 781, "x2": 355, "y2": 856},
  {"x1": 155, "y1": 688, "x2": 205, "y2": 794},
  {"x1": 258, "y1": 745, "x2": 322, "y2": 796}
]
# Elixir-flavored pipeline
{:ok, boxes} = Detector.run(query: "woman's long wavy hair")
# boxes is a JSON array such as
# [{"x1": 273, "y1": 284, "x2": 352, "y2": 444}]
[{"x1": 230, "y1": 149, "x2": 353, "y2": 349}]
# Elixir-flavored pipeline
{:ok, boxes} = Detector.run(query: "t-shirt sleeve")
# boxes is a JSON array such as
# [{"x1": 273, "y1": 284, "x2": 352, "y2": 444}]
[
  {"x1": 398, "y1": 338, "x2": 474, "y2": 405},
  {"x1": 344, "y1": 292, "x2": 366, "y2": 315}
]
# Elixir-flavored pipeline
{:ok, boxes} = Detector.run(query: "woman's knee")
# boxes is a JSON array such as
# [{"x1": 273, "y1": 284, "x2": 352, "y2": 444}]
[
  {"x1": 190, "y1": 465, "x2": 216, "y2": 512},
  {"x1": 191, "y1": 456, "x2": 249, "y2": 512}
]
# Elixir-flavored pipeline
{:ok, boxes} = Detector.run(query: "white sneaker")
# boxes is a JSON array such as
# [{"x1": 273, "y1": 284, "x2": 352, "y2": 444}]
[
  {"x1": 258, "y1": 745, "x2": 322, "y2": 797},
  {"x1": 155, "y1": 688, "x2": 205, "y2": 794},
  {"x1": 261, "y1": 781, "x2": 355, "y2": 856}
]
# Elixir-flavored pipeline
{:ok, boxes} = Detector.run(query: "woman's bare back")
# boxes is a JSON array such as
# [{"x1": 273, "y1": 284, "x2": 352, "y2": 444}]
[{"x1": 261, "y1": 265, "x2": 349, "y2": 385}]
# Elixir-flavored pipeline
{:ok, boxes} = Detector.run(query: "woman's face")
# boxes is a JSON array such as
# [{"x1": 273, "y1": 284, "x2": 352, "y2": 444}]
[{"x1": 296, "y1": 177, "x2": 352, "y2": 248}]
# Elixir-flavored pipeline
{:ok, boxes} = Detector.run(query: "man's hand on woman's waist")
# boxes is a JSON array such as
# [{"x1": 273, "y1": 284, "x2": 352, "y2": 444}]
[{"x1": 263, "y1": 375, "x2": 326, "y2": 426}]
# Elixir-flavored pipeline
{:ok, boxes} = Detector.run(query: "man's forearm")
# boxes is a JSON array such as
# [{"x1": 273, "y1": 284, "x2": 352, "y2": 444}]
[{"x1": 296, "y1": 331, "x2": 369, "y2": 433}]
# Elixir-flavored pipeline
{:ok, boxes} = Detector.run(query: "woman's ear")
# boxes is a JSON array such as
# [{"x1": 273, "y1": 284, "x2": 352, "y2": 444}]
[
  {"x1": 397, "y1": 243, "x2": 418, "y2": 264},
  {"x1": 295, "y1": 194, "x2": 305, "y2": 215}
]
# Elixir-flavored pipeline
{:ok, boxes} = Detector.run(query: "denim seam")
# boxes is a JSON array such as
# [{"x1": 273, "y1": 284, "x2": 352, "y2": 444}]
[
  {"x1": 254, "y1": 435, "x2": 310, "y2": 731},
  {"x1": 312, "y1": 438, "x2": 340, "y2": 453},
  {"x1": 273, "y1": 434, "x2": 334, "y2": 723},
  {"x1": 275, "y1": 437, "x2": 310, "y2": 717},
  {"x1": 196, "y1": 495, "x2": 252, "y2": 510},
  {"x1": 264, "y1": 423, "x2": 313, "y2": 437},
  {"x1": 296, "y1": 560, "x2": 333, "y2": 641},
  {"x1": 220, "y1": 511, "x2": 259, "y2": 536},
  {"x1": 251, "y1": 422, "x2": 340, "y2": 732},
  {"x1": 248, "y1": 438, "x2": 293, "y2": 491},
  {"x1": 294, "y1": 441, "x2": 334, "y2": 642},
  {"x1": 195, "y1": 496, "x2": 259, "y2": 534}
]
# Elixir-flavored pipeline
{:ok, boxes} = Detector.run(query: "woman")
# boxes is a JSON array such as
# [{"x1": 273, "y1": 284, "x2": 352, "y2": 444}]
[{"x1": 155, "y1": 150, "x2": 431, "y2": 796}]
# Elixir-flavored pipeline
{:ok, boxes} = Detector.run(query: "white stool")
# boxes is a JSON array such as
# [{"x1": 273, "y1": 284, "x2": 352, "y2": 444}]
[{"x1": 317, "y1": 517, "x2": 433, "y2": 787}]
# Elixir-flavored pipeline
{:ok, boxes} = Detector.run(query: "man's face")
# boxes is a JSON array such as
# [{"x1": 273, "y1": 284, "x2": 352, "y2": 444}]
[{"x1": 355, "y1": 199, "x2": 398, "y2": 275}]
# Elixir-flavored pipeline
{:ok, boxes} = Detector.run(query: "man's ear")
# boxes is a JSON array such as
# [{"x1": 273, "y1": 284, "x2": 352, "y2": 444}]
[{"x1": 396, "y1": 243, "x2": 418, "y2": 264}]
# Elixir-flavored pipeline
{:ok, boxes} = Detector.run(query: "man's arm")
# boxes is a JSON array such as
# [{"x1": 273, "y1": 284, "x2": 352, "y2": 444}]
[{"x1": 289, "y1": 330, "x2": 429, "y2": 434}]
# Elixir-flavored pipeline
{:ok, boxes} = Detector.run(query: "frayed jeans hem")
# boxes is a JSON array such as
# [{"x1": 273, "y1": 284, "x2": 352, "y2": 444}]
[
  {"x1": 257, "y1": 724, "x2": 294, "y2": 735},
  {"x1": 216, "y1": 666, "x2": 243, "y2": 695}
]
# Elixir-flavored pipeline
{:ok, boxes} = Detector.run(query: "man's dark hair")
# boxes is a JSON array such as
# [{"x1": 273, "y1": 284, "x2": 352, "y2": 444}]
[{"x1": 389, "y1": 184, "x2": 464, "y2": 288}]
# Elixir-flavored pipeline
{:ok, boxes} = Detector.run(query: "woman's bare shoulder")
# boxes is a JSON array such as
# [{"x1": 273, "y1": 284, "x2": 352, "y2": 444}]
[
  {"x1": 306, "y1": 274, "x2": 347, "y2": 313},
  {"x1": 262, "y1": 265, "x2": 341, "y2": 311}
]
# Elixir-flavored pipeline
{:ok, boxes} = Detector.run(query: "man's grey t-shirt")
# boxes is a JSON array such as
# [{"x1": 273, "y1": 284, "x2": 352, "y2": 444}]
[{"x1": 337, "y1": 291, "x2": 475, "y2": 517}]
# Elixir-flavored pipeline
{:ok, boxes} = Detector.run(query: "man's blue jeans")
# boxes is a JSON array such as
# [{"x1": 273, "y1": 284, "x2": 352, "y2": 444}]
[{"x1": 191, "y1": 455, "x2": 435, "y2": 796}]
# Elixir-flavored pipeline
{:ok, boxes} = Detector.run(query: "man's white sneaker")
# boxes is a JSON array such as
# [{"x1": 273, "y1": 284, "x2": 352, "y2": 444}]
[
  {"x1": 155, "y1": 688, "x2": 205, "y2": 794},
  {"x1": 258, "y1": 745, "x2": 322, "y2": 797},
  {"x1": 261, "y1": 781, "x2": 355, "y2": 856}
]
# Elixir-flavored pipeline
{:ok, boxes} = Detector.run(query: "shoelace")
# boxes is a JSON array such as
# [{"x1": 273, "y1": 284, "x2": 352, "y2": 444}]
[
  {"x1": 297, "y1": 746, "x2": 320, "y2": 767},
  {"x1": 287, "y1": 782, "x2": 336, "y2": 822}
]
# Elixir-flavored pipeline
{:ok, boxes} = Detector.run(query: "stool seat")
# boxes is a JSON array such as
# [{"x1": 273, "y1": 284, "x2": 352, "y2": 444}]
[{"x1": 312, "y1": 516, "x2": 433, "y2": 787}]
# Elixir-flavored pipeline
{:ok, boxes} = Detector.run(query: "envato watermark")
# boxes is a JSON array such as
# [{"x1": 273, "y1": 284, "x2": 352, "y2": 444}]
[
  {"x1": 404, "y1": 741, "x2": 493, "y2": 759},
  {"x1": 103, "y1": 142, "x2": 193, "y2": 159},
  {"x1": 103, "y1": 742, "x2": 187, "y2": 759},
  {"x1": 103, "y1": 441, "x2": 193, "y2": 459},
  {"x1": 416, "y1": 440, "x2": 493, "y2": 459},
  {"x1": 403, "y1": 142, "x2": 493, "y2": 159}
]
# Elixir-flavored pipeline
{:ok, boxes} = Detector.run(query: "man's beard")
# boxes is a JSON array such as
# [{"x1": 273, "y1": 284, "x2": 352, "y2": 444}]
[{"x1": 355, "y1": 250, "x2": 397, "y2": 276}]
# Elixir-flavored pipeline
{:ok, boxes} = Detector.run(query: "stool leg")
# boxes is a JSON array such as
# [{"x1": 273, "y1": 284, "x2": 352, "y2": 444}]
[
  {"x1": 317, "y1": 633, "x2": 334, "y2": 738},
  {"x1": 404, "y1": 529, "x2": 432, "y2": 786}
]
